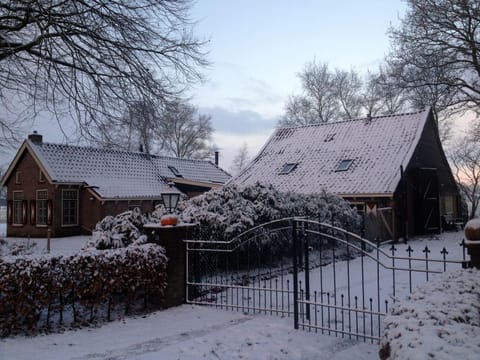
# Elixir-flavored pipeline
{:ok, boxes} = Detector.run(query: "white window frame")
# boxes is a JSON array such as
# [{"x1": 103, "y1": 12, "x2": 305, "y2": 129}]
[
  {"x1": 36, "y1": 189, "x2": 48, "y2": 226},
  {"x1": 12, "y1": 191, "x2": 24, "y2": 225},
  {"x1": 61, "y1": 189, "x2": 79, "y2": 227}
]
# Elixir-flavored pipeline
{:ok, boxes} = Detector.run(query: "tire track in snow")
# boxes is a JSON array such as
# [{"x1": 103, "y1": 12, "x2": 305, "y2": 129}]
[{"x1": 70, "y1": 316, "x2": 253, "y2": 360}]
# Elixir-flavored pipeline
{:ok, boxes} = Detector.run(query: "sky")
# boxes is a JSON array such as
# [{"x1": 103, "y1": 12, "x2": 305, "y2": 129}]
[
  {"x1": 0, "y1": 0, "x2": 407, "y2": 171},
  {"x1": 191, "y1": 0, "x2": 407, "y2": 170}
]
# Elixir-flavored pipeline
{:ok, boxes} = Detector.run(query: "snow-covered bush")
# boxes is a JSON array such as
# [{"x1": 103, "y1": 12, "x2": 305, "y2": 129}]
[
  {"x1": 89, "y1": 183, "x2": 360, "y2": 249},
  {"x1": 380, "y1": 269, "x2": 480, "y2": 360},
  {"x1": 86, "y1": 208, "x2": 148, "y2": 249},
  {"x1": 0, "y1": 244, "x2": 167, "y2": 336},
  {"x1": 155, "y1": 182, "x2": 361, "y2": 241}
]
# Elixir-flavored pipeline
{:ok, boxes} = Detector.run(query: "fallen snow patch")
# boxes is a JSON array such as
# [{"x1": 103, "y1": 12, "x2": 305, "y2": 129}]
[{"x1": 380, "y1": 268, "x2": 480, "y2": 360}]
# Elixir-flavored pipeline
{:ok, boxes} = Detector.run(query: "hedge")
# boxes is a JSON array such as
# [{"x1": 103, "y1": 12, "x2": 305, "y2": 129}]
[{"x1": 0, "y1": 244, "x2": 167, "y2": 336}]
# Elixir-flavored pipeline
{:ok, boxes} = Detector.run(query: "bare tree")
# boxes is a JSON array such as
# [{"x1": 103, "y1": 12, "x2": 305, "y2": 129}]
[
  {"x1": 281, "y1": 61, "x2": 339, "y2": 126},
  {"x1": 387, "y1": 0, "x2": 480, "y2": 111},
  {"x1": 281, "y1": 60, "x2": 408, "y2": 127},
  {"x1": 333, "y1": 69, "x2": 363, "y2": 119},
  {"x1": 90, "y1": 99, "x2": 162, "y2": 153},
  {"x1": 364, "y1": 68, "x2": 408, "y2": 116},
  {"x1": 158, "y1": 101, "x2": 213, "y2": 159},
  {"x1": 230, "y1": 142, "x2": 250, "y2": 175},
  {"x1": 449, "y1": 127, "x2": 480, "y2": 219},
  {"x1": 0, "y1": 0, "x2": 207, "y2": 141}
]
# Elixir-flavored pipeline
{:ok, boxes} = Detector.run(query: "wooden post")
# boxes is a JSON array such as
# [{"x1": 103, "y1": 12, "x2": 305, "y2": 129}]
[{"x1": 47, "y1": 228, "x2": 51, "y2": 253}]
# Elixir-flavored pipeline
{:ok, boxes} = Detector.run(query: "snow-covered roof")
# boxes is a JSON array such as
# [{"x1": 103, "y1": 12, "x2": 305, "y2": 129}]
[
  {"x1": 231, "y1": 109, "x2": 432, "y2": 196},
  {"x1": 25, "y1": 142, "x2": 231, "y2": 199}
]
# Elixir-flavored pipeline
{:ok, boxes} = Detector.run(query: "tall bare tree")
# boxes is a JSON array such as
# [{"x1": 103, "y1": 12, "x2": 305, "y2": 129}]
[
  {"x1": 281, "y1": 61, "x2": 407, "y2": 127},
  {"x1": 449, "y1": 123, "x2": 480, "y2": 219},
  {"x1": 387, "y1": 0, "x2": 480, "y2": 112},
  {"x1": 333, "y1": 69, "x2": 363, "y2": 119},
  {"x1": 158, "y1": 101, "x2": 213, "y2": 159},
  {"x1": 281, "y1": 61, "x2": 340, "y2": 126},
  {"x1": 230, "y1": 142, "x2": 250, "y2": 175},
  {"x1": 0, "y1": 0, "x2": 207, "y2": 142},
  {"x1": 93, "y1": 99, "x2": 161, "y2": 153}
]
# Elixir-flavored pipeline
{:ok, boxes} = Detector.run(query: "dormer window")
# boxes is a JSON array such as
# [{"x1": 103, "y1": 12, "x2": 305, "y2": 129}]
[
  {"x1": 336, "y1": 159, "x2": 353, "y2": 171},
  {"x1": 279, "y1": 163, "x2": 298, "y2": 175},
  {"x1": 168, "y1": 165, "x2": 182, "y2": 177}
]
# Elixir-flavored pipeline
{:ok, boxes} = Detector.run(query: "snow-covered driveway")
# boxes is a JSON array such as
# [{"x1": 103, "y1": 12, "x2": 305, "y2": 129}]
[
  {"x1": 0, "y1": 305, "x2": 377, "y2": 360},
  {"x1": 0, "y1": 231, "x2": 466, "y2": 359}
]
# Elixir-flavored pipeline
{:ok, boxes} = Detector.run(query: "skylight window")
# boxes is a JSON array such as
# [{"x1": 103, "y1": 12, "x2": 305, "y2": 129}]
[
  {"x1": 279, "y1": 163, "x2": 298, "y2": 175},
  {"x1": 336, "y1": 159, "x2": 353, "y2": 171},
  {"x1": 168, "y1": 165, "x2": 182, "y2": 177},
  {"x1": 324, "y1": 133, "x2": 336, "y2": 142}
]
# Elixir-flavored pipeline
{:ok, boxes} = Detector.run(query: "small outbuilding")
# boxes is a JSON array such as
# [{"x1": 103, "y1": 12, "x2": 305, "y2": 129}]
[
  {"x1": 230, "y1": 108, "x2": 460, "y2": 240},
  {"x1": 1, "y1": 133, "x2": 230, "y2": 237}
]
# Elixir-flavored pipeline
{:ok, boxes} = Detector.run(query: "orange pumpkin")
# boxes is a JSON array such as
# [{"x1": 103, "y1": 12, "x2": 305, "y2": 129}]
[
  {"x1": 464, "y1": 218, "x2": 480, "y2": 240},
  {"x1": 160, "y1": 215, "x2": 178, "y2": 226}
]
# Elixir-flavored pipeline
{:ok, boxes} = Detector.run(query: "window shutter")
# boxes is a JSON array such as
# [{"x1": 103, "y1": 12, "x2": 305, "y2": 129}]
[
  {"x1": 22, "y1": 200, "x2": 27, "y2": 225},
  {"x1": 47, "y1": 200, "x2": 53, "y2": 225},
  {"x1": 30, "y1": 200, "x2": 36, "y2": 225},
  {"x1": 7, "y1": 200, "x2": 12, "y2": 224}
]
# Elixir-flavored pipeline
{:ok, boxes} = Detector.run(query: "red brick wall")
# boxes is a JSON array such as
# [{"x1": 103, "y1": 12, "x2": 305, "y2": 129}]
[{"x1": 5, "y1": 151, "x2": 57, "y2": 238}]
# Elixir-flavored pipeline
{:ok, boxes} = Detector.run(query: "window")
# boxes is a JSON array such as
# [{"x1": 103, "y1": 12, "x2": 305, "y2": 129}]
[
  {"x1": 168, "y1": 165, "x2": 182, "y2": 177},
  {"x1": 336, "y1": 159, "x2": 353, "y2": 171},
  {"x1": 13, "y1": 191, "x2": 24, "y2": 225},
  {"x1": 62, "y1": 190, "x2": 78, "y2": 226},
  {"x1": 324, "y1": 133, "x2": 336, "y2": 142},
  {"x1": 279, "y1": 163, "x2": 298, "y2": 175},
  {"x1": 39, "y1": 170, "x2": 45, "y2": 183},
  {"x1": 36, "y1": 190, "x2": 48, "y2": 226},
  {"x1": 15, "y1": 171, "x2": 22, "y2": 184}
]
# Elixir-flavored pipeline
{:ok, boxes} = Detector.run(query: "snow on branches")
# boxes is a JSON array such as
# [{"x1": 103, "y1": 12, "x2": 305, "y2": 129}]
[
  {"x1": 86, "y1": 208, "x2": 148, "y2": 250},
  {"x1": 88, "y1": 182, "x2": 361, "y2": 249},
  {"x1": 160, "y1": 182, "x2": 361, "y2": 241}
]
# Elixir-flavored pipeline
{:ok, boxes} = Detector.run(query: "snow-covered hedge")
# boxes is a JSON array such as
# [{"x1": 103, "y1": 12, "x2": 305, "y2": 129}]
[
  {"x1": 87, "y1": 183, "x2": 360, "y2": 249},
  {"x1": 0, "y1": 244, "x2": 167, "y2": 336},
  {"x1": 379, "y1": 269, "x2": 480, "y2": 360},
  {"x1": 158, "y1": 183, "x2": 361, "y2": 241}
]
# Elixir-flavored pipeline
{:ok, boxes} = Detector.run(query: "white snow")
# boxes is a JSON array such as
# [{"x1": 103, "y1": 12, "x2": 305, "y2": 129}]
[
  {"x1": 1, "y1": 230, "x2": 475, "y2": 359},
  {"x1": 0, "y1": 232, "x2": 88, "y2": 256},
  {"x1": 0, "y1": 305, "x2": 377, "y2": 360},
  {"x1": 380, "y1": 269, "x2": 480, "y2": 360}
]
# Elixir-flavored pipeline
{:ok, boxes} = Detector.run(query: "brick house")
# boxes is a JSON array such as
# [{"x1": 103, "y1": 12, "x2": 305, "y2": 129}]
[
  {"x1": 1, "y1": 133, "x2": 230, "y2": 237},
  {"x1": 230, "y1": 108, "x2": 460, "y2": 240}
]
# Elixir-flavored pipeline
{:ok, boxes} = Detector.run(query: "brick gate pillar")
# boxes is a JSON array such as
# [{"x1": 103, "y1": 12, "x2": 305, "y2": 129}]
[
  {"x1": 464, "y1": 219, "x2": 480, "y2": 269},
  {"x1": 144, "y1": 223, "x2": 197, "y2": 308}
]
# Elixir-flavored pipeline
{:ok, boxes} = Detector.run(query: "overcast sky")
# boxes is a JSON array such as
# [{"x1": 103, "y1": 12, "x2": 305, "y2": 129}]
[
  {"x1": 1, "y1": 0, "x2": 407, "y2": 171},
  {"x1": 191, "y1": 0, "x2": 406, "y2": 170}
]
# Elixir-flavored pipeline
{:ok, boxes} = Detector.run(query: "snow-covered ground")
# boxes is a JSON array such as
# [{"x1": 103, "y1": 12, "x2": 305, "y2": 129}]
[
  {"x1": 0, "y1": 230, "x2": 475, "y2": 359},
  {"x1": 381, "y1": 268, "x2": 480, "y2": 360},
  {"x1": 0, "y1": 224, "x2": 88, "y2": 256},
  {"x1": 1, "y1": 305, "x2": 377, "y2": 360}
]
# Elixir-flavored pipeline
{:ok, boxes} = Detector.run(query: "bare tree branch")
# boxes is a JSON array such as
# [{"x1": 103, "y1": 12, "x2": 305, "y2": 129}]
[{"x1": 0, "y1": 0, "x2": 208, "y2": 141}]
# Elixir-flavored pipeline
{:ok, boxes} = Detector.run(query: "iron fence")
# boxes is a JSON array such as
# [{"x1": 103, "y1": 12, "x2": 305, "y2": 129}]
[{"x1": 185, "y1": 217, "x2": 466, "y2": 342}]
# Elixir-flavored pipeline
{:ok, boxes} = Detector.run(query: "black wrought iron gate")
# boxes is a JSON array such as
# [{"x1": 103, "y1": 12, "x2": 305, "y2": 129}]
[{"x1": 185, "y1": 218, "x2": 465, "y2": 343}]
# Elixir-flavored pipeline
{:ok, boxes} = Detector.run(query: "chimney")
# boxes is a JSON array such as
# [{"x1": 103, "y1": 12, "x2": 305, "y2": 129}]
[
  {"x1": 214, "y1": 150, "x2": 219, "y2": 166},
  {"x1": 28, "y1": 131, "x2": 43, "y2": 145}
]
